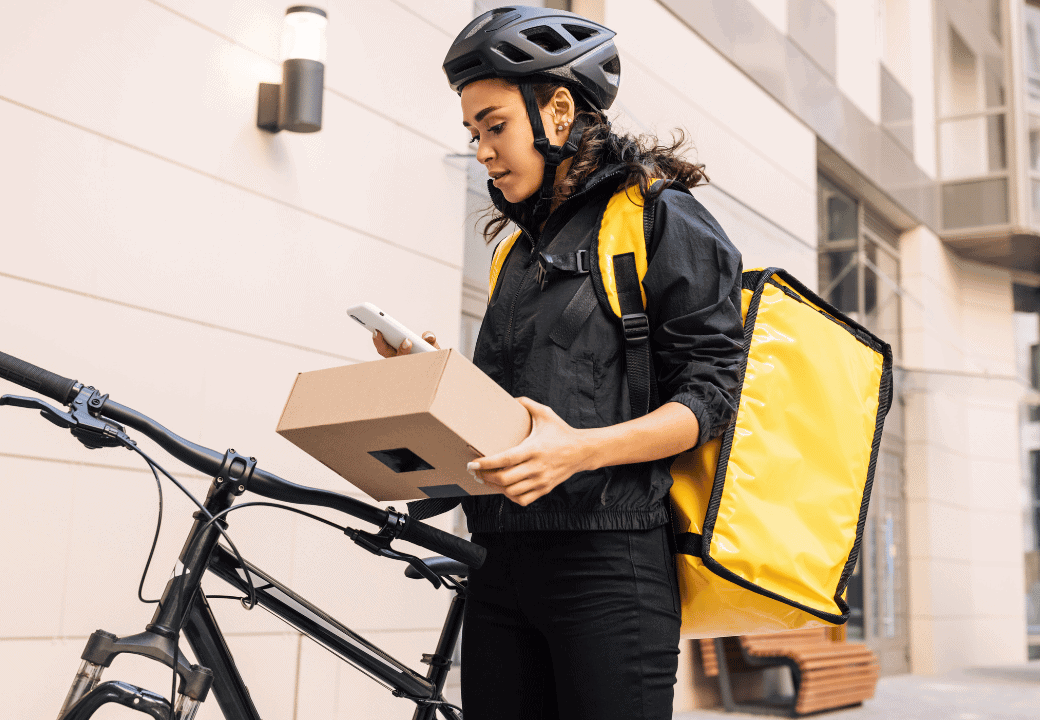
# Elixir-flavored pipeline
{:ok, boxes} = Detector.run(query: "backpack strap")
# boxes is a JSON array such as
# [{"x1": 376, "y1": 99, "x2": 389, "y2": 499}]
[
  {"x1": 535, "y1": 249, "x2": 590, "y2": 290},
  {"x1": 548, "y1": 276, "x2": 599, "y2": 350},
  {"x1": 597, "y1": 185, "x2": 650, "y2": 317},
  {"x1": 594, "y1": 183, "x2": 662, "y2": 418},
  {"x1": 488, "y1": 230, "x2": 523, "y2": 301},
  {"x1": 614, "y1": 251, "x2": 656, "y2": 417}
]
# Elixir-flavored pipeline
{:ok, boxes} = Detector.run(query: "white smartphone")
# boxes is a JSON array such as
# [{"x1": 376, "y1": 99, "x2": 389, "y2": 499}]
[{"x1": 347, "y1": 302, "x2": 437, "y2": 354}]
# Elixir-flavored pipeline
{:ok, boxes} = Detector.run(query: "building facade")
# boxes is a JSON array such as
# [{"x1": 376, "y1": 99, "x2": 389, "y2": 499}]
[{"x1": 0, "y1": 1, "x2": 1033, "y2": 718}]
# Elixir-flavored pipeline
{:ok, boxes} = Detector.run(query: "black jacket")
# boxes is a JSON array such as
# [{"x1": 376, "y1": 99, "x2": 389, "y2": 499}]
[{"x1": 463, "y1": 165, "x2": 744, "y2": 532}]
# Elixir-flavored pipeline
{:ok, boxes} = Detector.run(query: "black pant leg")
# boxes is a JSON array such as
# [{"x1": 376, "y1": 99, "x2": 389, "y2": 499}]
[
  {"x1": 523, "y1": 527, "x2": 681, "y2": 720},
  {"x1": 461, "y1": 533, "x2": 559, "y2": 720}
]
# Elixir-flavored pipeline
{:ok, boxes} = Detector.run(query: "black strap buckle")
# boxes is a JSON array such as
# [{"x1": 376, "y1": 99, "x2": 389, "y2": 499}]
[
  {"x1": 574, "y1": 249, "x2": 589, "y2": 273},
  {"x1": 536, "y1": 257, "x2": 550, "y2": 290},
  {"x1": 621, "y1": 313, "x2": 650, "y2": 344},
  {"x1": 536, "y1": 250, "x2": 590, "y2": 290}
]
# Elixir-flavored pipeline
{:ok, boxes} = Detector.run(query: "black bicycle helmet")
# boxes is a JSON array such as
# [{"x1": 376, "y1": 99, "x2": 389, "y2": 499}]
[
  {"x1": 444, "y1": 7, "x2": 621, "y2": 227},
  {"x1": 443, "y1": 6, "x2": 620, "y2": 110}
]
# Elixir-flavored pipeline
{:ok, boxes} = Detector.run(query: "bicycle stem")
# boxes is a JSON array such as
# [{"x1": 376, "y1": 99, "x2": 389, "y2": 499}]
[{"x1": 147, "y1": 476, "x2": 240, "y2": 638}]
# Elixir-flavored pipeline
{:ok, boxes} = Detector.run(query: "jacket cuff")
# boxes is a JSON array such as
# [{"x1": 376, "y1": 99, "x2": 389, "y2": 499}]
[{"x1": 667, "y1": 390, "x2": 731, "y2": 450}]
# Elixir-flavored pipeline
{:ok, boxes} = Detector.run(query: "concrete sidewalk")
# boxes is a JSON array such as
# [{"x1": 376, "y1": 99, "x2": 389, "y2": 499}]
[{"x1": 674, "y1": 661, "x2": 1040, "y2": 720}]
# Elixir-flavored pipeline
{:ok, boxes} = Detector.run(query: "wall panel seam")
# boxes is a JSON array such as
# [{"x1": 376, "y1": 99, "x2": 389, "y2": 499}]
[
  {"x1": 698, "y1": 184, "x2": 815, "y2": 251},
  {"x1": 0, "y1": 451, "x2": 207, "y2": 479},
  {"x1": 611, "y1": 108, "x2": 816, "y2": 249},
  {"x1": 141, "y1": 0, "x2": 458, "y2": 153},
  {"x1": 0, "y1": 93, "x2": 463, "y2": 272},
  {"x1": 619, "y1": 54, "x2": 814, "y2": 196},
  {"x1": 385, "y1": 0, "x2": 454, "y2": 38},
  {"x1": 0, "y1": 270, "x2": 357, "y2": 362}
]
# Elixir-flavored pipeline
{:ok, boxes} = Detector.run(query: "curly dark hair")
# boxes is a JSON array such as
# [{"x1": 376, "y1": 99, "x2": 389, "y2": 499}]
[{"x1": 480, "y1": 81, "x2": 709, "y2": 243}]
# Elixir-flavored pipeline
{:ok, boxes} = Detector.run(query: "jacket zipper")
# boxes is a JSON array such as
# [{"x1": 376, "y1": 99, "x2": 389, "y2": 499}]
[
  {"x1": 492, "y1": 169, "x2": 626, "y2": 529},
  {"x1": 499, "y1": 169, "x2": 625, "y2": 394},
  {"x1": 503, "y1": 257, "x2": 536, "y2": 393}
]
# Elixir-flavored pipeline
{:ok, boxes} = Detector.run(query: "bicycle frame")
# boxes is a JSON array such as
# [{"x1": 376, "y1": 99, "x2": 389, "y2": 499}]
[
  {"x1": 55, "y1": 475, "x2": 467, "y2": 720},
  {"x1": 0, "y1": 352, "x2": 482, "y2": 720}
]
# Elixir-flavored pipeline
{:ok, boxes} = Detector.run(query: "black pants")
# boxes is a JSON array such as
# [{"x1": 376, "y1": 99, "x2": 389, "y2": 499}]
[{"x1": 460, "y1": 526, "x2": 681, "y2": 720}]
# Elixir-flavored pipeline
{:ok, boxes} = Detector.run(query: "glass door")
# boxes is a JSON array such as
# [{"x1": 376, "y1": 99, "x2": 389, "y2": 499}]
[{"x1": 818, "y1": 173, "x2": 910, "y2": 674}]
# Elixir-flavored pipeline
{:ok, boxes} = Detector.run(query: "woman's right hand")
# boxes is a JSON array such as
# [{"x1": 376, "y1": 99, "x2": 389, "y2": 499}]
[{"x1": 372, "y1": 331, "x2": 440, "y2": 358}]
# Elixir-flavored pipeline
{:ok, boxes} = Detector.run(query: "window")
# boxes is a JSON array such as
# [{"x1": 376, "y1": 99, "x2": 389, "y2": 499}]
[
  {"x1": 817, "y1": 175, "x2": 902, "y2": 357},
  {"x1": 937, "y1": 0, "x2": 1010, "y2": 231},
  {"x1": 1030, "y1": 451, "x2": 1040, "y2": 552},
  {"x1": 1025, "y1": 4, "x2": 1040, "y2": 228},
  {"x1": 1032, "y1": 344, "x2": 1040, "y2": 390},
  {"x1": 1026, "y1": 3, "x2": 1040, "y2": 103}
]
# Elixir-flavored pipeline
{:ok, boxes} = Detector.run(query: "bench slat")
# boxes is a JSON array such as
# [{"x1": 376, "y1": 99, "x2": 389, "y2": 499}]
[
  {"x1": 797, "y1": 687, "x2": 874, "y2": 714},
  {"x1": 796, "y1": 665, "x2": 879, "y2": 683},
  {"x1": 702, "y1": 629, "x2": 880, "y2": 715}
]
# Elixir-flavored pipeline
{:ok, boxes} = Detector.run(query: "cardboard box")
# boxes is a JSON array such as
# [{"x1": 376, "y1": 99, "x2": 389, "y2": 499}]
[{"x1": 276, "y1": 349, "x2": 532, "y2": 501}]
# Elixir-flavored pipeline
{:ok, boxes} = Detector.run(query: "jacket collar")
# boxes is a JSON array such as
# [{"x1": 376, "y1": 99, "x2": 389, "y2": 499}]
[{"x1": 488, "y1": 163, "x2": 628, "y2": 243}]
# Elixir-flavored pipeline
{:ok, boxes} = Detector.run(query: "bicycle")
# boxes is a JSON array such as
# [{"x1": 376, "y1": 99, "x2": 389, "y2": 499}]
[{"x1": 0, "y1": 350, "x2": 487, "y2": 720}]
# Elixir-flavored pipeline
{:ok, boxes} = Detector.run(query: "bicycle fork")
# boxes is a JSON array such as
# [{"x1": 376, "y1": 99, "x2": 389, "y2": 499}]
[
  {"x1": 54, "y1": 631, "x2": 212, "y2": 720},
  {"x1": 56, "y1": 453, "x2": 251, "y2": 719}
]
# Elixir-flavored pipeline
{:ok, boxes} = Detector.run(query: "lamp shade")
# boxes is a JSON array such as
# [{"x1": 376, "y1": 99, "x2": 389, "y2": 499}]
[{"x1": 282, "y1": 6, "x2": 328, "y2": 63}]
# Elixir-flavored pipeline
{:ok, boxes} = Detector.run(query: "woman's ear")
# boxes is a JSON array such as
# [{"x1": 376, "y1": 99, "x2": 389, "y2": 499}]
[{"x1": 548, "y1": 86, "x2": 576, "y2": 137}]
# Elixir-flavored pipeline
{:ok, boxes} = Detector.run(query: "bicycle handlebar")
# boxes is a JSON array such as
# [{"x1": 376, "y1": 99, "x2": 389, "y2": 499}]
[
  {"x1": 0, "y1": 351, "x2": 486, "y2": 569},
  {"x1": 0, "y1": 350, "x2": 79, "y2": 405}
]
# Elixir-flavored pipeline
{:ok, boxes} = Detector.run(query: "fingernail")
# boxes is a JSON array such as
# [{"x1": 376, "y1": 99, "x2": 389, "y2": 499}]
[
  {"x1": 466, "y1": 462, "x2": 479, "y2": 471},
  {"x1": 467, "y1": 469, "x2": 484, "y2": 484}
]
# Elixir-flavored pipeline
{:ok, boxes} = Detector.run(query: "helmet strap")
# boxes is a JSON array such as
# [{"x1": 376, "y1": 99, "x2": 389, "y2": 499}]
[{"x1": 519, "y1": 82, "x2": 583, "y2": 227}]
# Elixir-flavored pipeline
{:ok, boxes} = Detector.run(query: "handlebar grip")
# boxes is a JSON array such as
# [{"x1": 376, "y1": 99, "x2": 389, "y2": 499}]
[
  {"x1": 399, "y1": 516, "x2": 486, "y2": 569},
  {"x1": 0, "y1": 350, "x2": 78, "y2": 404}
]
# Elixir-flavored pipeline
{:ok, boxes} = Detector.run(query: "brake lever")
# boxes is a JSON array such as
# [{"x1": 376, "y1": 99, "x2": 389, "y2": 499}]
[
  {"x1": 0, "y1": 388, "x2": 133, "y2": 450},
  {"x1": 345, "y1": 527, "x2": 443, "y2": 589},
  {"x1": 0, "y1": 394, "x2": 75, "y2": 427}
]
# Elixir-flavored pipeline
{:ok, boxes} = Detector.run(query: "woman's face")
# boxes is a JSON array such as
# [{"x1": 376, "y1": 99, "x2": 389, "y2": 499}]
[{"x1": 461, "y1": 78, "x2": 560, "y2": 204}]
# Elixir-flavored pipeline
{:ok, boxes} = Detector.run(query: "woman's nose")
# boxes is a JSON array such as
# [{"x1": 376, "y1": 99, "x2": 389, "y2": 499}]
[{"x1": 476, "y1": 140, "x2": 494, "y2": 165}]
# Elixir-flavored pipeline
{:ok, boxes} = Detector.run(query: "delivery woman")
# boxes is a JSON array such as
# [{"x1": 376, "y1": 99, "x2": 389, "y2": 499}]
[{"x1": 375, "y1": 6, "x2": 744, "y2": 719}]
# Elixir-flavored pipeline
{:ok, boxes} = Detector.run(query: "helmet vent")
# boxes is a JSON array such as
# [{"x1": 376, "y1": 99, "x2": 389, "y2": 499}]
[
  {"x1": 521, "y1": 27, "x2": 571, "y2": 54},
  {"x1": 601, "y1": 56, "x2": 621, "y2": 79},
  {"x1": 449, "y1": 57, "x2": 485, "y2": 75},
  {"x1": 494, "y1": 42, "x2": 533, "y2": 64},
  {"x1": 467, "y1": 8, "x2": 516, "y2": 38},
  {"x1": 563, "y1": 24, "x2": 600, "y2": 42}
]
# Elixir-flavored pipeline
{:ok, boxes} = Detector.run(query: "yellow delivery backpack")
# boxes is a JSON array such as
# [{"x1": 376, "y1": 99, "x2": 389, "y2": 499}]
[{"x1": 488, "y1": 182, "x2": 893, "y2": 638}]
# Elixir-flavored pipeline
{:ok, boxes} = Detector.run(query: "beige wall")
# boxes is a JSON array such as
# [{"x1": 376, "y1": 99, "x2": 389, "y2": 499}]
[
  {"x1": 900, "y1": 225, "x2": 1027, "y2": 673},
  {"x1": 0, "y1": 1, "x2": 473, "y2": 718},
  {"x1": 747, "y1": 0, "x2": 790, "y2": 34},
  {"x1": 836, "y1": 0, "x2": 882, "y2": 122},
  {"x1": 607, "y1": 0, "x2": 818, "y2": 257},
  {"x1": 909, "y1": 0, "x2": 938, "y2": 177},
  {"x1": 0, "y1": 1, "x2": 1030, "y2": 717},
  {"x1": 1, "y1": 0, "x2": 821, "y2": 714}
]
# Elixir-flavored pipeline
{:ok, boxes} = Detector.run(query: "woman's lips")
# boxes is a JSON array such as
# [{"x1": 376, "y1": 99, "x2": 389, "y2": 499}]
[{"x1": 490, "y1": 170, "x2": 510, "y2": 185}]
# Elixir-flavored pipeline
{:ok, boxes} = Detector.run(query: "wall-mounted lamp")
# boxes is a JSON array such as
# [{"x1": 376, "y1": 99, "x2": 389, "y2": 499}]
[{"x1": 257, "y1": 6, "x2": 327, "y2": 133}]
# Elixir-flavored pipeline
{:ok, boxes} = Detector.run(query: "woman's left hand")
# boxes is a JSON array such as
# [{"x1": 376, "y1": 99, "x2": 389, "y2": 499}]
[{"x1": 468, "y1": 397, "x2": 591, "y2": 507}]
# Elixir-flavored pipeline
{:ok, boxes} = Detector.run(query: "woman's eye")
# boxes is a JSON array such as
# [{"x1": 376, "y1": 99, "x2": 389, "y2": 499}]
[
  {"x1": 468, "y1": 135, "x2": 479, "y2": 144},
  {"x1": 488, "y1": 123, "x2": 505, "y2": 135}
]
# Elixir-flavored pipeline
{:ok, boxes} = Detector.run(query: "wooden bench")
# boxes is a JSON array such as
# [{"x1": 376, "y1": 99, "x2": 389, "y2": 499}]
[{"x1": 698, "y1": 629, "x2": 879, "y2": 716}]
